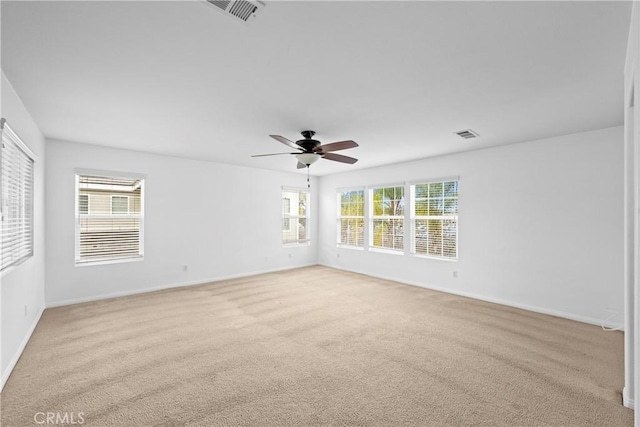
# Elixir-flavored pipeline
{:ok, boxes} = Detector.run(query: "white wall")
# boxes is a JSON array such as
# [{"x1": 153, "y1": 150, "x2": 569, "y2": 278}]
[
  {"x1": 624, "y1": 0, "x2": 639, "y2": 415},
  {"x1": 45, "y1": 140, "x2": 317, "y2": 306},
  {"x1": 0, "y1": 73, "x2": 46, "y2": 390},
  {"x1": 318, "y1": 126, "x2": 625, "y2": 328}
]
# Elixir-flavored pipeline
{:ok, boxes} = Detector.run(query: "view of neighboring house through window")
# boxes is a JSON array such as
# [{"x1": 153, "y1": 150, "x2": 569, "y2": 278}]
[
  {"x1": 76, "y1": 173, "x2": 144, "y2": 264},
  {"x1": 111, "y1": 195, "x2": 129, "y2": 214},
  {"x1": 370, "y1": 185, "x2": 404, "y2": 251},
  {"x1": 0, "y1": 120, "x2": 35, "y2": 271},
  {"x1": 337, "y1": 189, "x2": 364, "y2": 247},
  {"x1": 79, "y1": 194, "x2": 89, "y2": 215},
  {"x1": 411, "y1": 180, "x2": 458, "y2": 259},
  {"x1": 282, "y1": 188, "x2": 309, "y2": 245}
]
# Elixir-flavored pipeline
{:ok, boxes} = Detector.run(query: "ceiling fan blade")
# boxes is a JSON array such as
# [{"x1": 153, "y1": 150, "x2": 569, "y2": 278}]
[
  {"x1": 251, "y1": 152, "x2": 297, "y2": 157},
  {"x1": 314, "y1": 140, "x2": 358, "y2": 153},
  {"x1": 323, "y1": 153, "x2": 358, "y2": 164},
  {"x1": 297, "y1": 162, "x2": 307, "y2": 169},
  {"x1": 270, "y1": 135, "x2": 301, "y2": 150}
]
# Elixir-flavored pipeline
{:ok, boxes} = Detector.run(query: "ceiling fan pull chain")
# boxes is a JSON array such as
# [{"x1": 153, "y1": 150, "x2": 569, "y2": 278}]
[{"x1": 307, "y1": 165, "x2": 310, "y2": 188}]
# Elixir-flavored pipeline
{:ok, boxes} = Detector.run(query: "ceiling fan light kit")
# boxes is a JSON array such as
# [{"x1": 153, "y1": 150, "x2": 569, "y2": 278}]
[{"x1": 295, "y1": 152, "x2": 321, "y2": 166}]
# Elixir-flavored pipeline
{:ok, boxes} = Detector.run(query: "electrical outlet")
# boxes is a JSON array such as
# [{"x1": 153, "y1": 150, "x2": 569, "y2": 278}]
[
  {"x1": 452, "y1": 271, "x2": 458, "y2": 278},
  {"x1": 182, "y1": 265, "x2": 188, "y2": 272},
  {"x1": 288, "y1": 253, "x2": 292, "y2": 259},
  {"x1": 24, "y1": 305, "x2": 27, "y2": 316},
  {"x1": 337, "y1": 253, "x2": 340, "y2": 258}
]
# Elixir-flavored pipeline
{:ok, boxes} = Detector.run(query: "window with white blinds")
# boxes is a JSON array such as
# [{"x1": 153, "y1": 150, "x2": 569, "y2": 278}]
[
  {"x1": 282, "y1": 188, "x2": 309, "y2": 245},
  {"x1": 411, "y1": 180, "x2": 458, "y2": 259},
  {"x1": 370, "y1": 185, "x2": 404, "y2": 251},
  {"x1": 76, "y1": 173, "x2": 144, "y2": 264},
  {"x1": 1, "y1": 120, "x2": 35, "y2": 272},
  {"x1": 337, "y1": 189, "x2": 364, "y2": 247}
]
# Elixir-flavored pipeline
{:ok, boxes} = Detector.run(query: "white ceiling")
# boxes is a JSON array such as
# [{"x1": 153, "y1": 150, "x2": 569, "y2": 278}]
[{"x1": 0, "y1": 1, "x2": 632, "y2": 175}]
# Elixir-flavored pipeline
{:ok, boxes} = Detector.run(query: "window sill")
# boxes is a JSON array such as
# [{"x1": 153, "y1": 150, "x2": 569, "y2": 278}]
[
  {"x1": 282, "y1": 242, "x2": 310, "y2": 248},
  {"x1": 369, "y1": 247, "x2": 404, "y2": 256},
  {"x1": 75, "y1": 256, "x2": 144, "y2": 267},
  {"x1": 410, "y1": 253, "x2": 458, "y2": 262},
  {"x1": 337, "y1": 244, "x2": 364, "y2": 251},
  {"x1": 1, "y1": 254, "x2": 33, "y2": 278}
]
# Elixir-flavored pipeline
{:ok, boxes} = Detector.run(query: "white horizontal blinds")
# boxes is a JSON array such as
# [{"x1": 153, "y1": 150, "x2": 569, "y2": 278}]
[
  {"x1": 0, "y1": 122, "x2": 34, "y2": 271},
  {"x1": 371, "y1": 186, "x2": 404, "y2": 251},
  {"x1": 338, "y1": 190, "x2": 364, "y2": 246},
  {"x1": 77, "y1": 174, "x2": 143, "y2": 263},
  {"x1": 412, "y1": 180, "x2": 458, "y2": 258},
  {"x1": 282, "y1": 197, "x2": 291, "y2": 230},
  {"x1": 282, "y1": 189, "x2": 309, "y2": 244}
]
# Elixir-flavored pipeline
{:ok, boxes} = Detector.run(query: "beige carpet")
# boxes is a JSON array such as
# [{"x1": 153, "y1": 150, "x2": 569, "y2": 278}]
[{"x1": 1, "y1": 266, "x2": 633, "y2": 426}]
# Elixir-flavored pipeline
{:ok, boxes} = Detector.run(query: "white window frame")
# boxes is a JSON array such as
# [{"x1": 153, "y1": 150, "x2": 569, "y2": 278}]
[
  {"x1": 282, "y1": 186, "x2": 310, "y2": 246},
  {"x1": 337, "y1": 188, "x2": 365, "y2": 249},
  {"x1": 410, "y1": 178, "x2": 459, "y2": 261},
  {"x1": 0, "y1": 119, "x2": 36, "y2": 274},
  {"x1": 75, "y1": 170, "x2": 145, "y2": 266},
  {"x1": 368, "y1": 184, "x2": 405, "y2": 254}
]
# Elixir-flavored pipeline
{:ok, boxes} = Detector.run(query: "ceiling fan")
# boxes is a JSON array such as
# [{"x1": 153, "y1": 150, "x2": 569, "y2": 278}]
[{"x1": 252, "y1": 130, "x2": 359, "y2": 169}]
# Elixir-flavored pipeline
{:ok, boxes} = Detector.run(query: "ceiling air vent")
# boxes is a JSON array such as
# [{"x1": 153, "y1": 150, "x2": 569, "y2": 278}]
[
  {"x1": 454, "y1": 129, "x2": 480, "y2": 139},
  {"x1": 205, "y1": 0, "x2": 264, "y2": 24}
]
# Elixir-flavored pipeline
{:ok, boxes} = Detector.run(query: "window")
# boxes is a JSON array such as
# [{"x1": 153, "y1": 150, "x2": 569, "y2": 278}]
[
  {"x1": 337, "y1": 189, "x2": 364, "y2": 247},
  {"x1": 111, "y1": 195, "x2": 129, "y2": 214},
  {"x1": 370, "y1": 185, "x2": 404, "y2": 251},
  {"x1": 411, "y1": 180, "x2": 458, "y2": 259},
  {"x1": 76, "y1": 173, "x2": 144, "y2": 264},
  {"x1": 0, "y1": 120, "x2": 35, "y2": 271},
  {"x1": 282, "y1": 188, "x2": 309, "y2": 245},
  {"x1": 79, "y1": 194, "x2": 89, "y2": 215},
  {"x1": 282, "y1": 197, "x2": 291, "y2": 230}
]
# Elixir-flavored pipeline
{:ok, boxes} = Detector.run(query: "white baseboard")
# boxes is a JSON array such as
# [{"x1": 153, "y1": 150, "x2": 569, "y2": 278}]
[
  {"x1": 623, "y1": 386, "x2": 635, "y2": 409},
  {"x1": 322, "y1": 263, "x2": 625, "y2": 331},
  {"x1": 46, "y1": 264, "x2": 317, "y2": 308},
  {"x1": 0, "y1": 305, "x2": 45, "y2": 393}
]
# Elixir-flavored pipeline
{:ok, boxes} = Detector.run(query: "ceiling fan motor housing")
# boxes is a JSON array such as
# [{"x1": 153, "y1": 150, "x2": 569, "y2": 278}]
[{"x1": 297, "y1": 130, "x2": 321, "y2": 152}]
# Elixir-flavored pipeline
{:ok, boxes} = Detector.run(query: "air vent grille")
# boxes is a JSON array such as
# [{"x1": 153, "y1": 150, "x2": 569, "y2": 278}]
[
  {"x1": 229, "y1": 0, "x2": 258, "y2": 21},
  {"x1": 454, "y1": 129, "x2": 479, "y2": 139},
  {"x1": 207, "y1": 0, "x2": 231, "y2": 11},
  {"x1": 205, "y1": 0, "x2": 264, "y2": 24}
]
